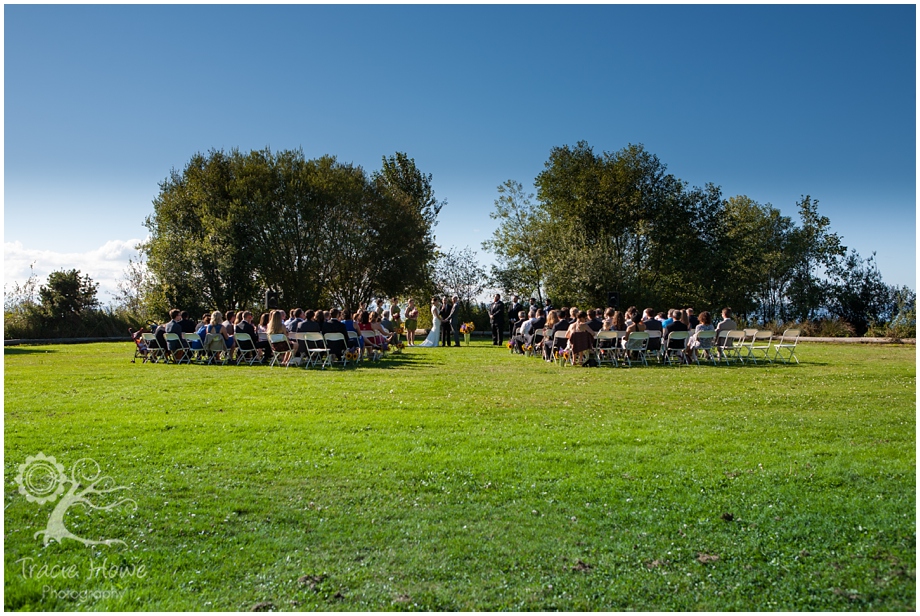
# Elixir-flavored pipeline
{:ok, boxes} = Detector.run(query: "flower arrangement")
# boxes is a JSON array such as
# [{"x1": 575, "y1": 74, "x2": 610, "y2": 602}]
[
  {"x1": 395, "y1": 326, "x2": 405, "y2": 335},
  {"x1": 391, "y1": 341, "x2": 406, "y2": 355},
  {"x1": 344, "y1": 349, "x2": 360, "y2": 362},
  {"x1": 460, "y1": 322, "x2": 475, "y2": 334},
  {"x1": 506, "y1": 341, "x2": 513, "y2": 349}
]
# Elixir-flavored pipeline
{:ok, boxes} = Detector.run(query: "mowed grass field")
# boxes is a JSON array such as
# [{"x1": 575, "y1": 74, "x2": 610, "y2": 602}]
[{"x1": 3, "y1": 340, "x2": 916, "y2": 611}]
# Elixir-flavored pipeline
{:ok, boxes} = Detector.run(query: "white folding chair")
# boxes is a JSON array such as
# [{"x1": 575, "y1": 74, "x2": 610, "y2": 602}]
[
  {"x1": 529, "y1": 328, "x2": 545, "y2": 357},
  {"x1": 233, "y1": 333, "x2": 260, "y2": 366},
  {"x1": 360, "y1": 330, "x2": 382, "y2": 361},
  {"x1": 323, "y1": 332, "x2": 350, "y2": 368},
  {"x1": 719, "y1": 330, "x2": 747, "y2": 364},
  {"x1": 772, "y1": 329, "x2": 801, "y2": 364},
  {"x1": 747, "y1": 330, "x2": 774, "y2": 364},
  {"x1": 644, "y1": 330, "x2": 662, "y2": 364},
  {"x1": 594, "y1": 330, "x2": 619, "y2": 367},
  {"x1": 203, "y1": 333, "x2": 229, "y2": 365},
  {"x1": 268, "y1": 333, "x2": 293, "y2": 367},
  {"x1": 551, "y1": 331, "x2": 569, "y2": 364},
  {"x1": 300, "y1": 332, "x2": 330, "y2": 368},
  {"x1": 183, "y1": 332, "x2": 205, "y2": 363},
  {"x1": 141, "y1": 333, "x2": 166, "y2": 363},
  {"x1": 663, "y1": 331, "x2": 690, "y2": 366},
  {"x1": 622, "y1": 331, "x2": 649, "y2": 367},
  {"x1": 693, "y1": 329, "x2": 718, "y2": 365},
  {"x1": 163, "y1": 332, "x2": 190, "y2": 364}
]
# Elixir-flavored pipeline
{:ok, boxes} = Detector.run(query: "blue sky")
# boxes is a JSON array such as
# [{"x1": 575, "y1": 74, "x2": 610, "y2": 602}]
[{"x1": 4, "y1": 4, "x2": 916, "y2": 301}]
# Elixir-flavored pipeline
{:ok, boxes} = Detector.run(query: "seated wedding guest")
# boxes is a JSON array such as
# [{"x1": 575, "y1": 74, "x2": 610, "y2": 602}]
[
  {"x1": 322, "y1": 308, "x2": 352, "y2": 358},
  {"x1": 257, "y1": 312, "x2": 270, "y2": 338},
  {"x1": 714, "y1": 307, "x2": 737, "y2": 358},
  {"x1": 358, "y1": 310, "x2": 386, "y2": 351},
  {"x1": 542, "y1": 310, "x2": 560, "y2": 360},
  {"x1": 587, "y1": 309, "x2": 604, "y2": 332},
  {"x1": 624, "y1": 306, "x2": 638, "y2": 327},
  {"x1": 266, "y1": 310, "x2": 292, "y2": 363},
  {"x1": 686, "y1": 307, "x2": 699, "y2": 329},
  {"x1": 236, "y1": 310, "x2": 272, "y2": 361},
  {"x1": 661, "y1": 309, "x2": 675, "y2": 330},
  {"x1": 223, "y1": 310, "x2": 236, "y2": 333},
  {"x1": 641, "y1": 308, "x2": 662, "y2": 353},
  {"x1": 206, "y1": 310, "x2": 234, "y2": 350},
  {"x1": 196, "y1": 315, "x2": 210, "y2": 340},
  {"x1": 381, "y1": 310, "x2": 393, "y2": 332},
  {"x1": 663, "y1": 309, "x2": 689, "y2": 350},
  {"x1": 522, "y1": 308, "x2": 546, "y2": 347},
  {"x1": 555, "y1": 308, "x2": 573, "y2": 333},
  {"x1": 604, "y1": 310, "x2": 627, "y2": 332},
  {"x1": 371, "y1": 311, "x2": 394, "y2": 349},
  {"x1": 565, "y1": 312, "x2": 596, "y2": 365},
  {"x1": 624, "y1": 308, "x2": 646, "y2": 341},
  {"x1": 679, "y1": 309, "x2": 691, "y2": 330},
  {"x1": 195, "y1": 312, "x2": 210, "y2": 331},
  {"x1": 294, "y1": 309, "x2": 321, "y2": 356},
  {"x1": 687, "y1": 310, "x2": 715, "y2": 360},
  {"x1": 164, "y1": 309, "x2": 188, "y2": 357},
  {"x1": 285, "y1": 308, "x2": 304, "y2": 331},
  {"x1": 510, "y1": 310, "x2": 529, "y2": 353},
  {"x1": 601, "y1": 307, "x2": 615, "y2": 330},
  {"x1": 179, "y1": 310, "x2": 196, "y2": 334},
  {"x1": 342, "y1": 309, "x2": 364, "y2": 352}
]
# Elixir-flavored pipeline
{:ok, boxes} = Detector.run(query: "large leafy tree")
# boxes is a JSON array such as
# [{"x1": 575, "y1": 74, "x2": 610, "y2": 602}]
[
  {"x1": 432, "y1": 246, "x2": 487, "y2": 309},
  {"x1": 143, "y1": 149, "x2": 440, "y2": 315},
  {"x1": 826, "y1": 250, "x2": 891, "y2": 335},
  {"x1": 786, "y1": 196, "x2": 846, "y2": 321},
  {"x1": 39, "y1": 269, "x2": 99, "y2": 319},
  {"x1": 371, "y1": 152, "x2": 444, "y2": 297},
  {"x1": 481, "y1": 180, "x2": 549, "y2": 301}
]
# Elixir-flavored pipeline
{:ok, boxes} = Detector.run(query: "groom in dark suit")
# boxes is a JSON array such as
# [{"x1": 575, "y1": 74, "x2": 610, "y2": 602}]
[
  {"x1": 489, "y1": 293, "x2": 505, "y2": 346},
  {"x1": 439, "y1": 295, "x2": 452, "y2": 346}
]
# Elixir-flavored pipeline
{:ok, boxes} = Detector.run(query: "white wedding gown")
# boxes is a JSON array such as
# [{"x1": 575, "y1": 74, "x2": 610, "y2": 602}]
[{"x1": 417, "y1": 305, "x2": 441, "y2": 347}]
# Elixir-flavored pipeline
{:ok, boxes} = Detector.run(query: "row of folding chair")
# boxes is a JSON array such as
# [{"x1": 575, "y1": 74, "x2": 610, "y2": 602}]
[
  {"x1": 140, "y1": 329, "x2": 390, "y2": 369},
  {"x1": 515, "y1": 327, "x2": 801, "y2": 367}
]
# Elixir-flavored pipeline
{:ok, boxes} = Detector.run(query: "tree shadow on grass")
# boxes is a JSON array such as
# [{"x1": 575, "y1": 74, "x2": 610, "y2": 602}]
[
  {"x1": 4, "y1": 347, "x2": 57, "y2": 356},
  {"x1": 357, "y1": 352, "x2": 434, "y2": 370}
]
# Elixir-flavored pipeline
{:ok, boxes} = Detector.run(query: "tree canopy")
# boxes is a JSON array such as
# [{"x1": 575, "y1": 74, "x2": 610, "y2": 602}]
[
  {"x1": 143, "y1": 148, "x2": 441, "y2": 314},
  {"x1": 483, "y1": 141, "x2": 895, "y2": 328}
]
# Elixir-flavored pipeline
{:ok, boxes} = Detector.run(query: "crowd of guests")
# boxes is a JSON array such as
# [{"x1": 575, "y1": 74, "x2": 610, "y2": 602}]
[
  {"x1": 136, "y1": 297, "x2": 419, "y2": 365},
  {"x1": 508, "y1": 303, "x2": 738, "y2": 365}
]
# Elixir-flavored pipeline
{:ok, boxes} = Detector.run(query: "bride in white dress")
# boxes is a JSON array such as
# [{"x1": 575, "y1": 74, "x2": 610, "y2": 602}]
[{"x1": 417, "y1": 297, "x2": 441, "y2": 347}]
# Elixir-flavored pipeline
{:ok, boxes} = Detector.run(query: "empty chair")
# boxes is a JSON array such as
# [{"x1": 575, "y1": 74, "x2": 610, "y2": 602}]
[
  {"x1": 772, "y1": 329, "x2": 801, "y2": 364},
  {"x1": 746, "y1": 330, "x2": 774, "y2": 364}
]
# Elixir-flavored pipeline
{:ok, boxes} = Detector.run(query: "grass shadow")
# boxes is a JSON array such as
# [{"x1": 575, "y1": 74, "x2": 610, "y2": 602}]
[{"x1": 4, "y1": 347, "x2": 57, "y2": 356}]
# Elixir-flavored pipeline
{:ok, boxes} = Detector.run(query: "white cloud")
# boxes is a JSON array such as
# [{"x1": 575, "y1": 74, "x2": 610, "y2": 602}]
[{"x1": 4, "y1": 238, "x2": 145, "y2": 303}]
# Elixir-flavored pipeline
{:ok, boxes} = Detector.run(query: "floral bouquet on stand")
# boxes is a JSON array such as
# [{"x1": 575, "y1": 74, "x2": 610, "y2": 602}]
[{"x1": 460, "y1": 322, "x2": 475, "y2": 346}]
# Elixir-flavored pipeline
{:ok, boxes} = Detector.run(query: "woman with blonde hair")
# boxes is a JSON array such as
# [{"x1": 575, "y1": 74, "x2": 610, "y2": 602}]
[{"x1": 266, "y1": 309, "x2": 292, "y2": 364}]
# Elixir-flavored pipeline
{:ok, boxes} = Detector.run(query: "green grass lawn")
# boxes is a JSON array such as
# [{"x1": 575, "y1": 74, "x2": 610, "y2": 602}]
[{"x1": 4, "y1": 341, "x2": 916, "y2": 611}]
